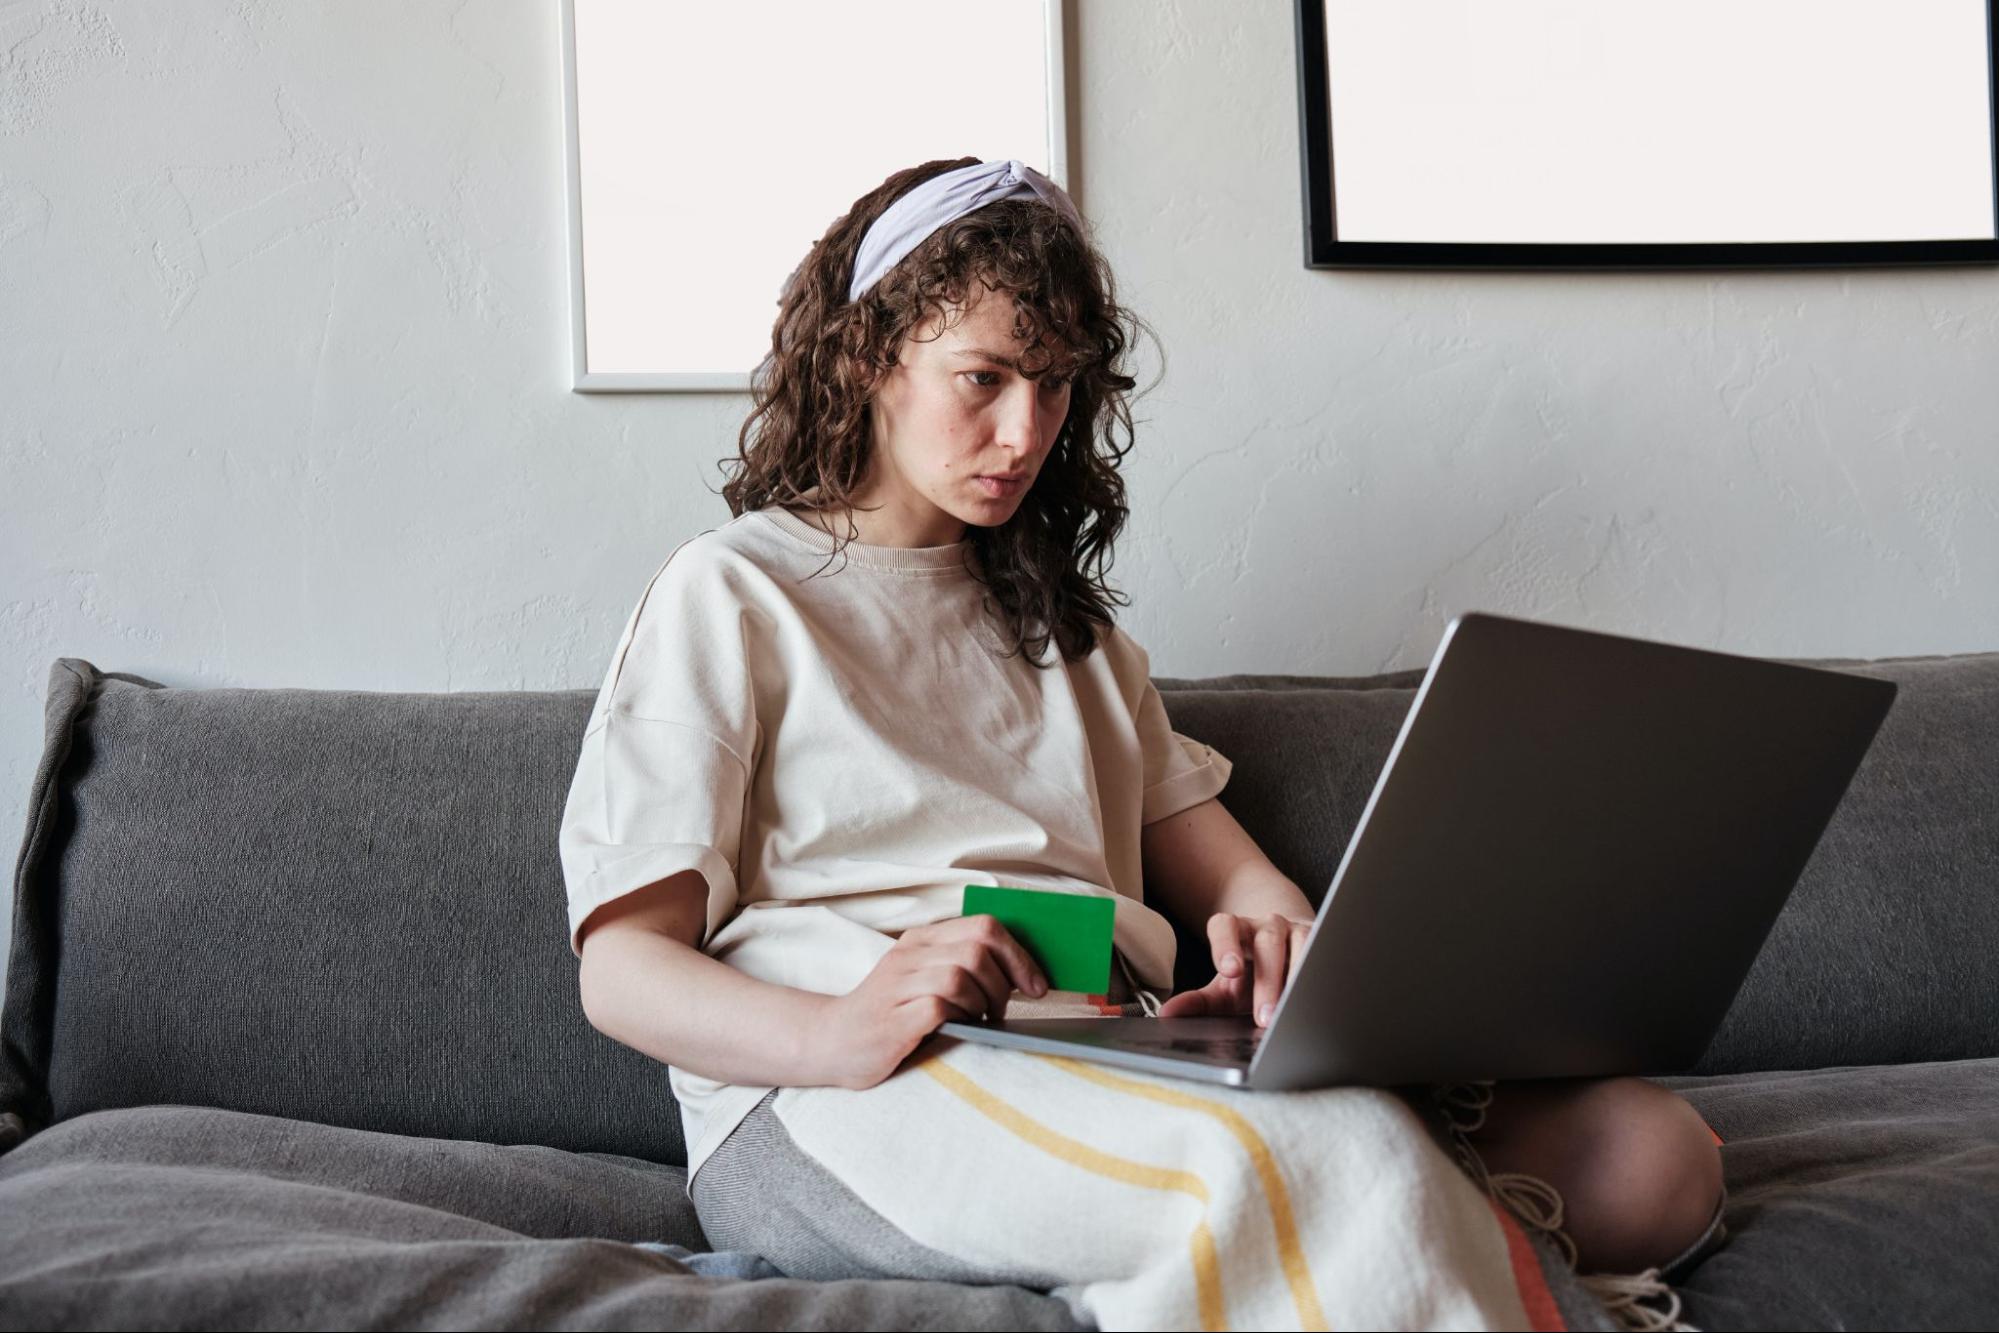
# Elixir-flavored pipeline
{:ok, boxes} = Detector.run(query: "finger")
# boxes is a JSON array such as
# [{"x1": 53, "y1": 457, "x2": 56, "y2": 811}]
[
  {"x1": 1285, "y1": 919, "x2": 1311, "y2": 989},
  {"x1": 1250, "y1": 918, "x2": 1288, "y2": 1026},
  {"x1": 924, "y1": 965, "x2": 995, "y2": 1022},
  {"x1": 1221, "y1": 962, "x2": 1252, "y2": 1012},
  {"x1": 955, "y1": 943, "x2": 1015, "y2": 1017},
  {"x1": 1206, "y1": 912, "x2": 1246, "y2": 978},
  {"x1": 961, "y1": 915, "x2": 1048, "y2": 996},
  {"x1": 929, "y1": 959, "x2": 1002, "y2": 1020},
  {"x1": 1196, "y1": 950, "x2": 1251, "y2": 1013},
  {"x1": 1157, "y1": 976, "x2": 1231, "y2": 1018},
  {"x1": 913, "y1": 992, "x2": 972, "y2": 1031}
]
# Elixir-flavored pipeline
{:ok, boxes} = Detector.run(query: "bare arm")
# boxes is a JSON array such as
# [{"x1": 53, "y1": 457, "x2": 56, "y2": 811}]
[
  {"x1": 576, "y1": 871, "x2": 840, "y2": 1088},
  {"x1": 576, "y1": 870, "x2": 1050, "y2": 1091},
  {"x1": 1142, "y1": 796, "x2": 1314, "y2": 925}
]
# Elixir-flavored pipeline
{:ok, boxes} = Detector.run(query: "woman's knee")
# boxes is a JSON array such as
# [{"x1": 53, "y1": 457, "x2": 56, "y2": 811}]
[{"x1": 1564, "y1": 1078, "x2": 1724, "y2": 1273}]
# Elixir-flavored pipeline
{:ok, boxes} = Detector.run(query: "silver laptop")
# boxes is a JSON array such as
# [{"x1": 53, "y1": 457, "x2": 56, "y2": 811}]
[{"x1": 939, "y1": 609, "x2": 1898, "y2": 1090}]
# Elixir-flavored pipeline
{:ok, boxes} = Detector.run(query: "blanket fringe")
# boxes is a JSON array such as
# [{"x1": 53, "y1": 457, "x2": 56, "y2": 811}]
[
  {"x1": 1429, "y1": 1081, "x2": 1699, "y2": 1333},
  {"x1": 1577, "y1": 1269, "x2": 1694, "y2": 1333}
]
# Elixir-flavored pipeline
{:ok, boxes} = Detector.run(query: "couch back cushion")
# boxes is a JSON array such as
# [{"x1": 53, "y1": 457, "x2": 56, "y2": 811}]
[
  {"x1": 4, "y1": 661, "x2": 686, "y2": 1164},
  {"x1": 5, "y1": 647, "x2": 1994, "y2": 1162}
]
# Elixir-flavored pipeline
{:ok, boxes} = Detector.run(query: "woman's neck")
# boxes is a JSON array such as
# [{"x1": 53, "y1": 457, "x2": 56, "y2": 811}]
[{"x1": 784, "y1": 494, "x2": 967, "y2": 549}]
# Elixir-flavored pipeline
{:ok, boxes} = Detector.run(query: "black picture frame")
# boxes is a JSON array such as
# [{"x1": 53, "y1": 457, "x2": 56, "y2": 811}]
[{"x1": 1293, "y1": 0, "x2": 1999, "y2": 270}]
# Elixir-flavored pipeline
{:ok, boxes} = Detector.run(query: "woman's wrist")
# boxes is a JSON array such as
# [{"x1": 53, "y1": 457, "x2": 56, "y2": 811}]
[
  {"x1": 792, "y1": 989, "x2": 850, "y2": 1086},
  {"x1": 1210, "y1": 863, "x2": 1316, "y2": 924}
]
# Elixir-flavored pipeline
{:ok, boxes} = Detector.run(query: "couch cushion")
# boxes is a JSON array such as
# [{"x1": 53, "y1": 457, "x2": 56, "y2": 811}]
[
  {"x1": 4, "y1": 1103, "x2": 709, "y2": 1245},
  {"x1": 2, "y1": 659, "x2": 689, "y2": 1164},
  {"x1": 1653, "y1": 1056, "x2": 1999, "y2": 1330},
  {"x1": 0, "y1": 1104, "x2": 1088, "y2": 1331},
  {"x1": 1154, "y1": 649, "x2": 1999, "y2": 1073}
]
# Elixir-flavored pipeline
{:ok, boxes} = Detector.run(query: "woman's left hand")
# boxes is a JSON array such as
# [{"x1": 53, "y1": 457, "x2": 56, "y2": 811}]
[{"x1": 1156, "y1": 911, "x2": 1313, "y2": 1027}]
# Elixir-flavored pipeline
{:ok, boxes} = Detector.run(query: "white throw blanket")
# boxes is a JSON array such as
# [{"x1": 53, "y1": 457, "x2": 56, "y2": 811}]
[{"x1": 768, "y1": 1034, "x2": 1695, "y2": 1332}]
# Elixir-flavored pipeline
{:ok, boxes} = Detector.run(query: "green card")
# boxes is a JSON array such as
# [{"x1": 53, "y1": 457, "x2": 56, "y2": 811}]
[{"x1": 961, "y1": 885, "x2": 1116, "y2": 995}]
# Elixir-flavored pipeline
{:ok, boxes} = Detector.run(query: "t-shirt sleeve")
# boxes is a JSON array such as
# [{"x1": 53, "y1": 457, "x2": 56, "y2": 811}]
[
  {"x1": 1114, "y1": 626, "x2": 1234, "y2": 826},
  {"x1": 559, "y1": 539, "x2": 759, "y2": 959}
]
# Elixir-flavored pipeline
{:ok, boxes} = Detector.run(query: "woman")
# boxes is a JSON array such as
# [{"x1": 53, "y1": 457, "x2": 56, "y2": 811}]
[{"x1": 560, "y1": 156, "x2": 1728, "y2": 1330}]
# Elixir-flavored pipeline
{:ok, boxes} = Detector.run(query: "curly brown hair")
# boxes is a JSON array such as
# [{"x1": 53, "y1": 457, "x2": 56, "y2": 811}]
[{"x1": 715, "y1": 156, "x2": 1159, "y2": 670}]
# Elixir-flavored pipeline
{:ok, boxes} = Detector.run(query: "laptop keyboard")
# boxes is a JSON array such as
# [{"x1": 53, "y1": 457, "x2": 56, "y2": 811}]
[
  {"x1": 986, "y1": 1018, "x2": 1266, "y2": 1064},
  {"x1": 1129, "y1": 1032, "x2": 1264, "y2": 1061}
]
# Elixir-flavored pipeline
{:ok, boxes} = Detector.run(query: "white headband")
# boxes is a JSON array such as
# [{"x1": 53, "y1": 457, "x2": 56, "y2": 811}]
[{"x1": 775, "y1": 159, "x2": 1086, "y2": 307}]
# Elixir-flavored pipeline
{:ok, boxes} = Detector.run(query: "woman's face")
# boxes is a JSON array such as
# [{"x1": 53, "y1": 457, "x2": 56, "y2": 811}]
[{"x1": 852, "y1": 283, "x2": 1074, "y2": 548}]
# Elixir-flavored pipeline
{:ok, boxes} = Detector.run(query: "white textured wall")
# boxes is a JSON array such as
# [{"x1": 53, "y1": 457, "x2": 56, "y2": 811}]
[{"x1": 4, "y1": 1, "x2": 1997, "y2": 980}]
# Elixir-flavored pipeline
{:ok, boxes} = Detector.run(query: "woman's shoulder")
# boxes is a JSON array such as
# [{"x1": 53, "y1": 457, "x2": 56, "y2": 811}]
[
  {"x1": 1092, "y1": 619, "x2": 1147, "y2": 674},
  {"x1": 644, "y1": 510, "x2": 792, "y2": 589},
  {"x1": 1060, "y1": 619, "x2": 1153, "y2": 704}
]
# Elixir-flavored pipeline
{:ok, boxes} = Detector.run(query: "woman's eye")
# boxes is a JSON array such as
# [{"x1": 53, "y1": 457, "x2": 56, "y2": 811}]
[{"x1": 966, "y1": 370, "x2": 1069, "y2": 391}]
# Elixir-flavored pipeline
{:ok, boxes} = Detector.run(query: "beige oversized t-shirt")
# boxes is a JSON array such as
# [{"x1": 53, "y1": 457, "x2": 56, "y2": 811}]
[{"x1": 558, "y1": 504, "x2": 1233, "y2": 1191}]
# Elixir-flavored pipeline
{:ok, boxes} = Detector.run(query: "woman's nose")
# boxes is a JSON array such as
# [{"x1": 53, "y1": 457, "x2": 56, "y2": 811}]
[{"x1": 997, "y1": 383, "x2": 1051, "y2": 455}]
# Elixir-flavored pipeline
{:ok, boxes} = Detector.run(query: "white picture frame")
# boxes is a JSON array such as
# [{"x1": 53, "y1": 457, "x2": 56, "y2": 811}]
[{"x1": 560, "y1": 0, "x2": 1072, "y2": 393}]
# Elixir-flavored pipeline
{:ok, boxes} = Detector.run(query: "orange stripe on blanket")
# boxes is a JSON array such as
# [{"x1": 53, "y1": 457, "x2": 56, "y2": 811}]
[
  {"x1": 1488, "y1": 1197, "x2": 1568, "y2": 1332},
  {"x1": 913, "y1": 1051, "x2": 1231, "y2": 1331},
  {"x1": 1037, "y1": 1055, "x2": 1329, "y2": 1332}
]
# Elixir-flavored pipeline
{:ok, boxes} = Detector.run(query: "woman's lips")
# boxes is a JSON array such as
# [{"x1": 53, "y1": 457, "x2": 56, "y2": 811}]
[{"x1": 977, "y1": 475, "x2": 1026, "y2": 498}]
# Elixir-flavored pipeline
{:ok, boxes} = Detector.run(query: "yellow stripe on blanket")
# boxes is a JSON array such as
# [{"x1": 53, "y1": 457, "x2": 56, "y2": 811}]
[
  {"x1": 914, "y1": 1052, "x2": 1232, "y2": 1331},
  {"x1": 1036, "y1": 1054, "x2": 1329, "y2": 1332}
]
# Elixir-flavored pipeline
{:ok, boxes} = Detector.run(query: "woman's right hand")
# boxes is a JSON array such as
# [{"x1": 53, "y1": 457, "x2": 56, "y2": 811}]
[{"x1": 811, "y1": 914, "x2": 1050, "y2": 1090}]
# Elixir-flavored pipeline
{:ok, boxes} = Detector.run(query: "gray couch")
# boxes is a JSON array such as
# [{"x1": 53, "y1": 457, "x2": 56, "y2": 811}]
[{"x1": 2, "y1": 646, "x2": 1994, "y2": 1330}]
